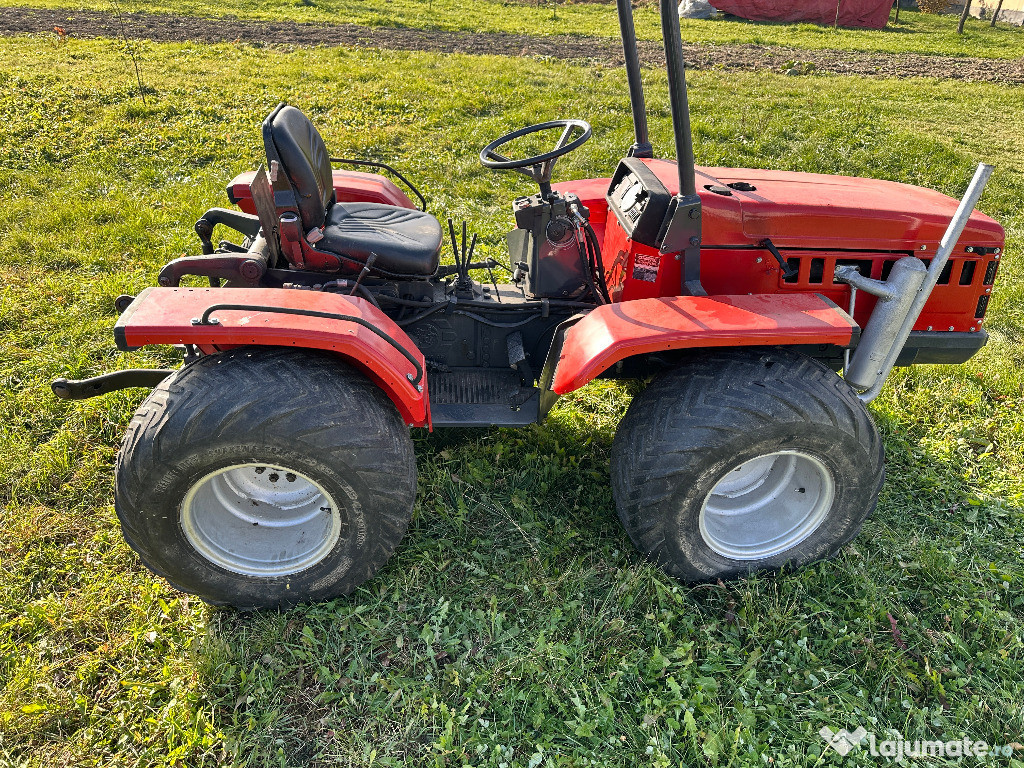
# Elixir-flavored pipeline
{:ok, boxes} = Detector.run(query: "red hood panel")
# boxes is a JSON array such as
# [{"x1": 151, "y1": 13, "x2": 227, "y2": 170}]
[{"x1": 642, "y1": 159, "x2": 1003, "y2": 252}]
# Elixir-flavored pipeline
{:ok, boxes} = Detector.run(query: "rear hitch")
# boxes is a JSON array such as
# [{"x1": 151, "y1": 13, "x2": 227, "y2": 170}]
[
  {"x1": 52, "y1": 369, "x2": 174, "y2": 400},
  {"x1": 836, "y1": 163, "x2": 994, "y2": 402}
]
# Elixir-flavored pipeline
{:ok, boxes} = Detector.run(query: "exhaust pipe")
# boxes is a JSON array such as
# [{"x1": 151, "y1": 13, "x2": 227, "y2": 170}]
[
  {"x1": 836, "y1": 163, "x2": 994, "y2": 402},
  {"x1": 836, "y1": 258, "x2": 927, "y2": 392}
]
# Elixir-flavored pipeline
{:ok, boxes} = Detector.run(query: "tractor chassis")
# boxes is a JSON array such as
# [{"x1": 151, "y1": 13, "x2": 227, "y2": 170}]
[{"x1": 48, "y1": 0, "x2": 1006, "y2": 606}]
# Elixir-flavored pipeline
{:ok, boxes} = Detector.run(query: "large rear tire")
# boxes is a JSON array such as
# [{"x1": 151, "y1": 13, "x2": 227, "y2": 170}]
[
  {"x1": 114, "y1": 347, "x2": 417, "y2": 608},
  {"x1": 611, "y1": 347, "x2": 884, "y2": 582}
]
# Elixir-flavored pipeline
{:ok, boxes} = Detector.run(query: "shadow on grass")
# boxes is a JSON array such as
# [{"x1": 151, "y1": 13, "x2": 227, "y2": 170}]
[{"x1": 183, "y1": 389, "x2": 1023, "y2": 766}]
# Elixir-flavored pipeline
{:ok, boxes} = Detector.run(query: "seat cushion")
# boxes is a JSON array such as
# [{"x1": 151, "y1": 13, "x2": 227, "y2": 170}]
[{"x1": 320, "y1": 202, "x2": 442, "y2": 277}]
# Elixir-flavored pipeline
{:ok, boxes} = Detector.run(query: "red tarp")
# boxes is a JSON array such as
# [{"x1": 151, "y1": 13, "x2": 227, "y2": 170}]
[{"x1": 709, "y1": 0, "x2": 893, "y2": 29}]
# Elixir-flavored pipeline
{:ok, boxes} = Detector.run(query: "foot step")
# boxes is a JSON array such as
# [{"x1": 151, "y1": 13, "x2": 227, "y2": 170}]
[{"x1": 428, "y1": 369, "x2": 538, "y2": 427}]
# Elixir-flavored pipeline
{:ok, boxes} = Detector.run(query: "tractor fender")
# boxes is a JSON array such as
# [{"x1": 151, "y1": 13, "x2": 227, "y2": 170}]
[
  {"x1": 115, "y1": 287, "x2": 430, "y2": 427},
  {"x1": 550, "y1": 293, "x2": 858, "y2": 395}
]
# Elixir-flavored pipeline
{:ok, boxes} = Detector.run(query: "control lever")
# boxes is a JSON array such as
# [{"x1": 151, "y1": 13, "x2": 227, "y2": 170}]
[
  {"x1": 435, "y1": 259, "x2": 500, "y2": 278},
  {"x1": 447, "y1": 219, "x2": 478, "y2": 290},
  {"x1": 760, "y1": 238, "x2": 799, "y2": 280}
]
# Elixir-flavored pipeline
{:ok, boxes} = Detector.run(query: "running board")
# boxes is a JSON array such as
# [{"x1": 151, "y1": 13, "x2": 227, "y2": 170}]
[{"x1": 428, "y1": 369, "x2": 539, "y2": 427}]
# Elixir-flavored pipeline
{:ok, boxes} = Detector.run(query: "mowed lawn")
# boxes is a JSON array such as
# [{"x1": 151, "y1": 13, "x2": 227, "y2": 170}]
[
  {"x1": 1, "y1": 33, "x2": 1023, "y2": 767},
  {"x1": 6, "y1": 0, "x2": 1024, "y2": 59}
]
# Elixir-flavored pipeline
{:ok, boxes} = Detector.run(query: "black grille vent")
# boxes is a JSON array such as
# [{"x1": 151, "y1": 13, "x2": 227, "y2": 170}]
[
  {"x1": 938, "y1": 261, "x2": 954, "y2": 285},
  {"x1": 976, "y1": 294, "x2": 990, "y2": 319},
  {"x1": 784, "y1": 258, "x2": 800, "y2": 284},
  {"x1": 983, "y1": 260, "x2": 999, "y2": 286},
  {"x1": 959, "y1": 261, "x2": 977, "y2": 286},
  {"x1": 429, "y1": 370, "x2": 520, "y2": 405},
  {"x1": 809, "y1": 258, "x2": 825, "y2": 284},
  {"x1": 921, "y1": 259, "x2": 955, "y2": 285}
]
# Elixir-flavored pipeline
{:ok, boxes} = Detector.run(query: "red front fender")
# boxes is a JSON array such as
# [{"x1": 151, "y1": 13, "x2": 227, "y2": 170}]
[
  {"x1": 551, "y1": 294, "x2": 858, "y2": 394},
  {"x1": 116, "y1": 287, "x2": 430, "y2": 427}
]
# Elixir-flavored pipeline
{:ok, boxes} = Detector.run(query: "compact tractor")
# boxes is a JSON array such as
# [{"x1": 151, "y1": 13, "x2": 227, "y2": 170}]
[{"x1": 54, "y1": 0, "x2": 1004, "y2": 608}]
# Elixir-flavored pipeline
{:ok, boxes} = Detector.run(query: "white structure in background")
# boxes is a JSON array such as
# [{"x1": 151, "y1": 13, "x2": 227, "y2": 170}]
[
  {"x1": 969, "y1": 0, "x2": 1024, "y2": 25},
  {"x1": 938, "y1": 0, "x2": 1021, "y2": 24},
  {"x1": 678, "y1": 0, "x2": 718, "y2": 18}
]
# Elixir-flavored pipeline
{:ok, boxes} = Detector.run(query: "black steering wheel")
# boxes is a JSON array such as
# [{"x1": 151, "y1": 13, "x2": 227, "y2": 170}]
[{"x1": 480, "y1": 119, "x2": 592, "y2": 196}]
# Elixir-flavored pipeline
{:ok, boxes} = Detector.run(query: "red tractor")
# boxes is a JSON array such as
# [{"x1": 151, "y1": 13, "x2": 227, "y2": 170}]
[{"x1": 54, "y1": 0, "x2": 1003, "y2": 608}]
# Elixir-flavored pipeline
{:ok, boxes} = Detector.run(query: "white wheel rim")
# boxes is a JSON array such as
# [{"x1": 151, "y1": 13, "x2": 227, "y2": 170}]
[
  {"x1": 698, "y1": 450, "x2": 835, "y2": 561},
  {"x1": 180, "y1": 463, "x2": 342, "y2": 577}
]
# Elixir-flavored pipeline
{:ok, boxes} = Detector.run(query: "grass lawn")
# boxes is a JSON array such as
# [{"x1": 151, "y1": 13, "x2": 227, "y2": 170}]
[
  {"x1": 6, "y1": 0, "x2": 1024, "y2": 59},
  {"x1": 2, "y1": 33, "x2": 1023, "y2": 767}
]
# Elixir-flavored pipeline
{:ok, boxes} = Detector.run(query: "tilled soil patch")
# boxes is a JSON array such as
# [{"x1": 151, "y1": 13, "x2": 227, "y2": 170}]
[{"x1": 4, "y1": 5, "x2": 1023, "y2": 84}]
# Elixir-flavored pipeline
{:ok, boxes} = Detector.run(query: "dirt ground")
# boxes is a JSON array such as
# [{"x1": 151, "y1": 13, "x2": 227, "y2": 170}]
[{"x1": 4, "y1": 6, "x2": 1023, "y2": 84}]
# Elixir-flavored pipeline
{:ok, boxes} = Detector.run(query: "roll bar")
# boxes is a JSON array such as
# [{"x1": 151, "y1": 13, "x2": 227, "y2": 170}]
[
  {"x1": 615, "y1": 0, "x2": 698, "y2": 197},
  {"x1": 660, "y1": 0, "x2": 698, "y2": 197},
  {"x1": 616, "y1": 0, "x2": 652, "y2": 159},
  {"x1": 616, "y1": 0, "x2": 704, "y2": 295}
]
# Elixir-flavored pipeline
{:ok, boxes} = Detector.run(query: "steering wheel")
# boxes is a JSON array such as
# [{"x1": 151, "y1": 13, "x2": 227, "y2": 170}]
[{"x1": 480, "y1": 119, "x2": 592, "y2": 196}]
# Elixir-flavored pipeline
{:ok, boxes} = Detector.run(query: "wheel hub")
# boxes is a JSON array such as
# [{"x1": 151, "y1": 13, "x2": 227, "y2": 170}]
[
  {"x1": 698, "y1": 451, "x2": 835, "y2": 561},
  {"x1": 180, "y1": 463, "x2": 342, "y2": 577}
]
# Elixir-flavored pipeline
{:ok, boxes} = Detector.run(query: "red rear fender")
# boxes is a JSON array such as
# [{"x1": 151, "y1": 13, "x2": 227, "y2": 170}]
[
  {"x1": 228, "y1": 169, "x2": 417, "y2": 213},
  {"x1": 116, "y1": 287, "x2": 430, "y2": 427}
]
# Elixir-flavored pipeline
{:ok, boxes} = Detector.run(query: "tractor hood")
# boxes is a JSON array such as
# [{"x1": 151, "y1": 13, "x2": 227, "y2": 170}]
[{"x1": 644, "y1": 159, "x2": 1004, "y2": 253}]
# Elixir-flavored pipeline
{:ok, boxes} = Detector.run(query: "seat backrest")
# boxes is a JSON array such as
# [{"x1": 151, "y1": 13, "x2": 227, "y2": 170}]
[{"x1": 262, "y1": 104, "x2": 334, "y2": 231}]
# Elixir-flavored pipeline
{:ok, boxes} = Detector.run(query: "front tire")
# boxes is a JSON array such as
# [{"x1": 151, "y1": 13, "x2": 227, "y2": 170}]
[
  {"x1": 611, "y1": 347, "x2": 884, "y2": 581},
  {"x1": 114, "y1": 348, "x2": 417, "y2": 608}
]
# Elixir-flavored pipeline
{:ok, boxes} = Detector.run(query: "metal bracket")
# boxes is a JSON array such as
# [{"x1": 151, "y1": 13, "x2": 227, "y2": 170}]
[
  {"x1": 52, "y1": 369, "x2": 174, "y2": 400},
  {"x1": 658, "y1": 194, "x2": 706, "y2": 296}
]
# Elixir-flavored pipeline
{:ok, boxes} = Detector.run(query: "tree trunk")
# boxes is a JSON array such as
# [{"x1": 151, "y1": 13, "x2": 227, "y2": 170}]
[
  {"x1": 957, "y1": 0, "x2": 972, "y2": 33},
  {"x1": 990, "y1": 0, "x2": 1003, "y2": 25}
]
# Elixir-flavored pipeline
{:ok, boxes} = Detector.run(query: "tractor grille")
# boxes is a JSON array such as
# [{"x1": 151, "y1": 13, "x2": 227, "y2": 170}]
[
  {"x1": 983, "y1": 260, "x2": 999, "y2": 286},
  {"x1": 976, "y1": 294, "x2": 990, "y2": 319}
]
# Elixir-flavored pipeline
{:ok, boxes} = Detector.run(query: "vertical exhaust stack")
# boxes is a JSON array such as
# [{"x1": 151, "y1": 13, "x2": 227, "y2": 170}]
[
  {"x1": 836, "y1": 163, "x2": 994, "y2": 401},
  {"x1": 835, "y1": 258, "x2": 928, "y2": 392}
]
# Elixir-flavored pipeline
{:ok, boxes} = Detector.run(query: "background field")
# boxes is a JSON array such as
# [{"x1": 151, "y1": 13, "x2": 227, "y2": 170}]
[
  {"x1": 1, "y1": 22, "x2": 1023, "y2": 768},
  {"x1": 5, "y1": 0, "x2": 1024, "y2": 58}
]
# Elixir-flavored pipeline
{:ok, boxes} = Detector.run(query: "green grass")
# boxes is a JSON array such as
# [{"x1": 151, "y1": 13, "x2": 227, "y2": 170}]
[
  {"x1": 2, "y1": 35, "x2": 1023, "y2": 767},
  {"x1": 8, "y1": 0, "x2": 1024, "y2": 60}
]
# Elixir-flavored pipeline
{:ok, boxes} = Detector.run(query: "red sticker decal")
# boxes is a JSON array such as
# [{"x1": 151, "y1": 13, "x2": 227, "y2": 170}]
[{"x1": 632, "y1": 253, "x2": 661, "y2": 283}]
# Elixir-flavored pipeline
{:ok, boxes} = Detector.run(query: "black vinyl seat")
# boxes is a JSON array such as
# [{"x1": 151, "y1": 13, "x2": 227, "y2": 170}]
[
  {"x1": 263, "y1": 104, "x2": 442, "y2": 277},
  {"x1": 320, "y1": 202, "x2": 444, "y2": 276}
]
